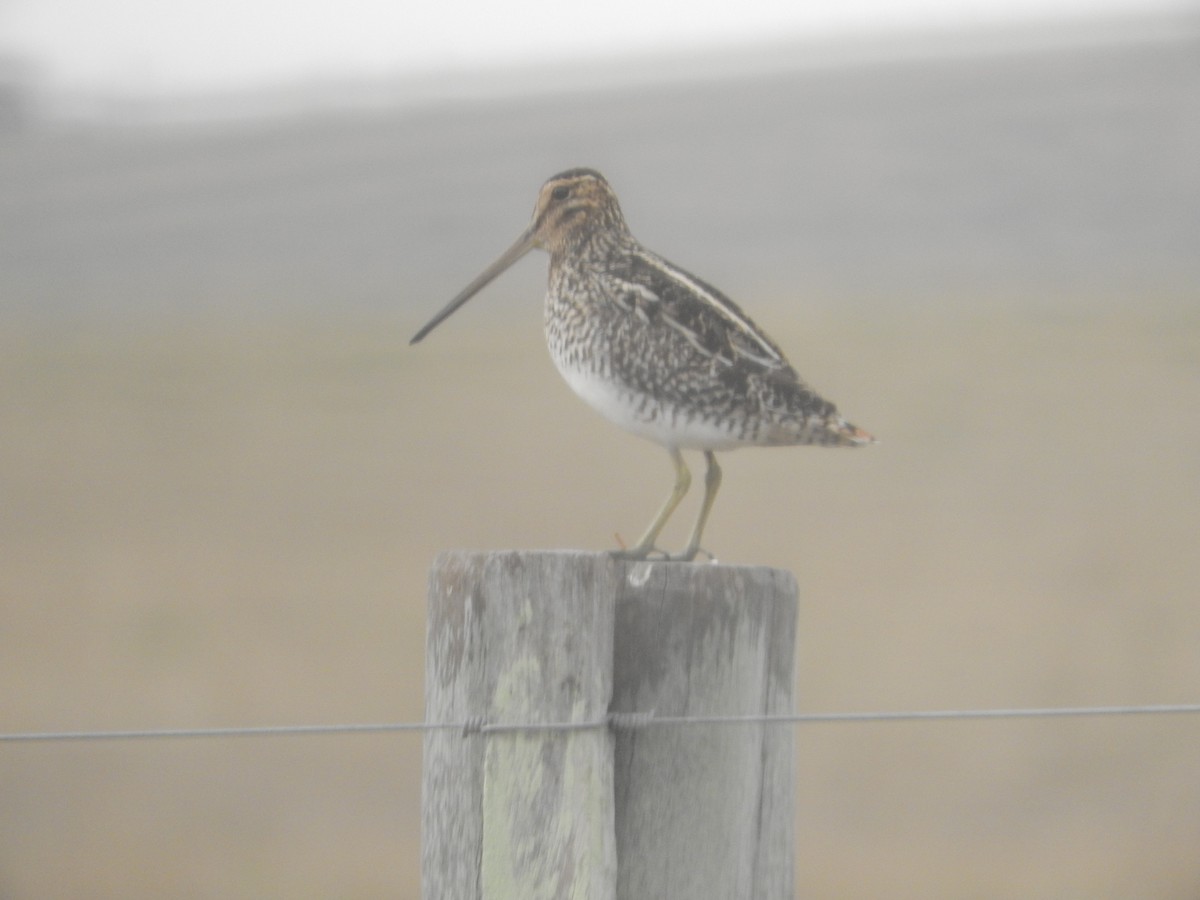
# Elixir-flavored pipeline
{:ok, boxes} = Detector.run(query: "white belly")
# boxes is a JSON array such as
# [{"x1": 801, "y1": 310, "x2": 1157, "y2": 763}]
[{"x1": 554, "y1": 357, "x2": 746, "y2": 452}]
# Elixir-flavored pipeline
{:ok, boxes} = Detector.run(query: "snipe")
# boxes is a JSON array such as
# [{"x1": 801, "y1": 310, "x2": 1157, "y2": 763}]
[{"x1": 411, "y1": 168, "x2": 874, "y2": 561}]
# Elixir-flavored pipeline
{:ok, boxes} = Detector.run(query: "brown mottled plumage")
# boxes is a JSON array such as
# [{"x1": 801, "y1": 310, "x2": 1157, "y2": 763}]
[{"x1": 412, "y1": 168, "x2": 874, "y2": 560}]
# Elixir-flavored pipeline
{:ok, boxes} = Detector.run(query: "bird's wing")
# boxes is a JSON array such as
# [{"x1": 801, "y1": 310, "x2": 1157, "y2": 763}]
[{"x1": 602, "y1": 249, "x2": 797, "y2": 376}]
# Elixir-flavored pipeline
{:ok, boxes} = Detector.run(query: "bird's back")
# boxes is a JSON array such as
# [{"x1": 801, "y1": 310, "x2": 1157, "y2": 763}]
[{"x1": 545, "y1": 242, "x2": 873, "y2": 450}]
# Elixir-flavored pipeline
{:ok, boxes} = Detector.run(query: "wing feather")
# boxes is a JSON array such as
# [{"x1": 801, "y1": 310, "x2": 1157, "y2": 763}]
[{"x1": 600, "y1": 249, "x2": 798, "y2": 376}]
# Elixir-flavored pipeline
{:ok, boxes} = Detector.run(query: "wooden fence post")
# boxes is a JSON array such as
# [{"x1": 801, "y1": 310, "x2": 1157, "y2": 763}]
[
  {"x1": 422, "y1": 551, "x2": 619, "y2": 900},
  {"x1": 421, "y1": 551, "x2": 797, "y2": 900},
  {"x1": 612, "y1": 560, "x2": 798, "y2": 900}
]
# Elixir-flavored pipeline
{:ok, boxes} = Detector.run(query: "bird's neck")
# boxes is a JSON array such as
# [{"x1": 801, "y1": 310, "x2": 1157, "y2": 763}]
[{"x1": 551, "y1": 223, "x2": 635, "y2": 270}]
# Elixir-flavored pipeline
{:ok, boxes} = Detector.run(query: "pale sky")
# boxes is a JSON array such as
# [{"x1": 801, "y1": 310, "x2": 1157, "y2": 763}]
[{"x1": 0, "y1": 0, "x2": 1183, "y2": 96}]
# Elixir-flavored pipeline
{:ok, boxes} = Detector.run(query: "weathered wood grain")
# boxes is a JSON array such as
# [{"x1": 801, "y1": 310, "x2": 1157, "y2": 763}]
[
  {"x1": 612, "y1": 560, "x2": 797, "y2": 900},
  {"x1": 423, "y1": 551, "x2": 618, "y2": 900}
]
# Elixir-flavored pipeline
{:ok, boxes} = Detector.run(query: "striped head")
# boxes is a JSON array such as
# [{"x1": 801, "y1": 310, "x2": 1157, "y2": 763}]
[{"x1": 527, "y1": 168, "x2": 631, "y2": 256}]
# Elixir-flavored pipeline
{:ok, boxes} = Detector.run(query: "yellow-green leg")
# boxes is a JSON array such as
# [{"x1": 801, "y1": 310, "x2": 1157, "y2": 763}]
[
  {"x1": 677, "y1": 451, "x2": 721, "y2": 562},
  {"x1": 612, "y1": 447, "x2": 691, "y2": 560}
]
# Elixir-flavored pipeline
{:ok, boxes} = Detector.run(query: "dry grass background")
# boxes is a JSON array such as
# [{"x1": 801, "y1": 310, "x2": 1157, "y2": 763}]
[
  {"x1": 2, "y1": 21, "x2": 1200, "y2": 898},
  {"x1": 3, "y1": 304, "x2": 1198, "y2": 898}
]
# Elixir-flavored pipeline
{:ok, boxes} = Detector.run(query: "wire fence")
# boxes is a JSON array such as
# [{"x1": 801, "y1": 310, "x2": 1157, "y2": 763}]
[{"x1": 4, "y1": 703, "x2": 1200, "y2": 744}]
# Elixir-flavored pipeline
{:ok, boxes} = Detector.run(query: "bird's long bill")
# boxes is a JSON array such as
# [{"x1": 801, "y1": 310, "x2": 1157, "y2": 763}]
[{"x1": 409, "y1": 227, "x2": 538, "y2": 344}]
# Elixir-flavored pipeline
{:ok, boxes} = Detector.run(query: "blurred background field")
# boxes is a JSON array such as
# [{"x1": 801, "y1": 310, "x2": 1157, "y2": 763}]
[{"x1": 2, "y1": 8, "x2": 1200, "y2": 898}]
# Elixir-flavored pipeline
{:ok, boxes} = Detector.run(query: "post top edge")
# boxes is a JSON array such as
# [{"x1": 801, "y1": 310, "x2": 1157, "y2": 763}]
[{"x1": 427, "y1": 549, "x2": 796, "y2": 581}]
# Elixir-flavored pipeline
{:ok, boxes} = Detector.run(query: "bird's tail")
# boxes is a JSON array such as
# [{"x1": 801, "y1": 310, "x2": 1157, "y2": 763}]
[
  {"x1": 765, "y1": 413, "x2": 876, "y2": 447},
  {"x1": 832, "y1": 420, "x2": 877, "y2": 447}
]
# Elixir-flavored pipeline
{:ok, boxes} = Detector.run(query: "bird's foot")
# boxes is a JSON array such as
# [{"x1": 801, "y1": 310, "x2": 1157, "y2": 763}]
[
  {"x1": 662, "y1": 545, "x2": 717, "y2": 563},
  {"x1": 609, "y1": 544, "x2": 717, "y2": 563},
  {"x1": 609, "y1": 545, "x2": 670, "y2": 561},
  {"x1": 610, "y1": 532, "x2": 668, "y2": 561}
]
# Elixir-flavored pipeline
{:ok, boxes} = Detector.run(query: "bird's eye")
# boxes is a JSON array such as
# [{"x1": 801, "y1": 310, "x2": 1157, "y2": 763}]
[{"x1": 551, "y1": 185, "x2": 571, "y2": 201}]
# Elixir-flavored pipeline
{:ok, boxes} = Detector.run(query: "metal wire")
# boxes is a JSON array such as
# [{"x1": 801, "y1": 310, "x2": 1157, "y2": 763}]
[{"x1": 3, "y1": 703, "x2": 1199, "y2": 743}]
